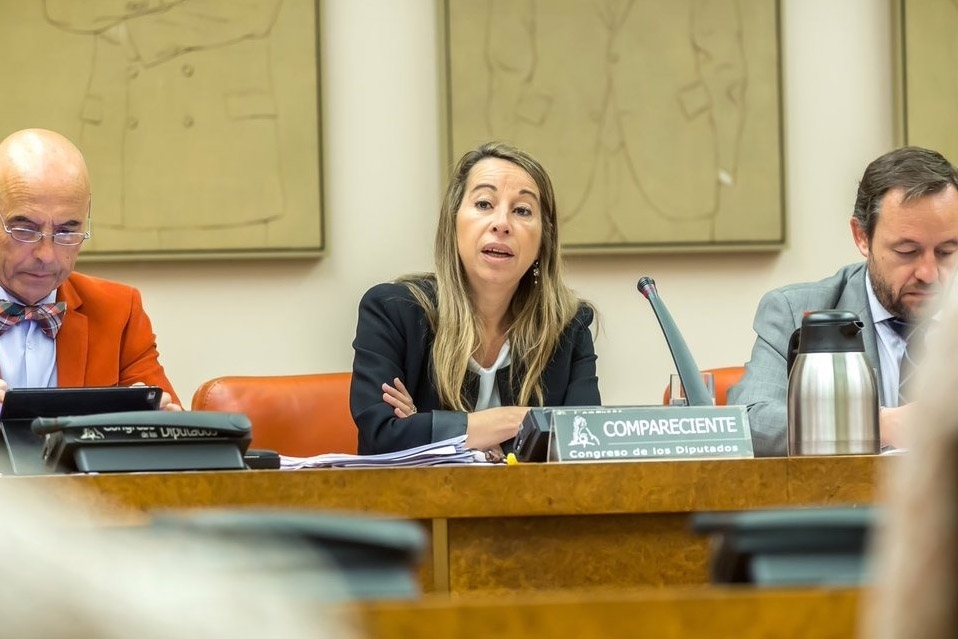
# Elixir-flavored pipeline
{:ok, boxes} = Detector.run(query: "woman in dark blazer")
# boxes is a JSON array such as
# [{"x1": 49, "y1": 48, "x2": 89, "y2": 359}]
[{"x1": 350, "y1": 142, "x2": 600, "y2": 455}]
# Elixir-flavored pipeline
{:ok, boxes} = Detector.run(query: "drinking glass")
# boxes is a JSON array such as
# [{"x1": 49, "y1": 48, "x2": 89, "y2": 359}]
[{"x1": 668, "y1": 372, "x2": 716, "y2": 406}]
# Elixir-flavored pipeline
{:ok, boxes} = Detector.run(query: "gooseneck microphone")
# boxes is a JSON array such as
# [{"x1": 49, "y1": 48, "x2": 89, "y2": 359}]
[
  {"x1": 637, "y1": 276, "x2": 712, "y2": 407},
  {"x1": 30, "y1": 417, "x2": 65, "y2": 436}
]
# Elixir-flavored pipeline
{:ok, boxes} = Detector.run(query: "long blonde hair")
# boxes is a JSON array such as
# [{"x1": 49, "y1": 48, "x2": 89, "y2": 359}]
[{"x1": 401, "y1": 142, "x2": 586, "y2": 410}]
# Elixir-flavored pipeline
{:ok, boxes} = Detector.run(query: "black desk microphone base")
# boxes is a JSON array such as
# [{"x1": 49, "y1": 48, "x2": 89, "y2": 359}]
[{"x1": 69, "y1": 443, "x2": 247, "y2": 473}]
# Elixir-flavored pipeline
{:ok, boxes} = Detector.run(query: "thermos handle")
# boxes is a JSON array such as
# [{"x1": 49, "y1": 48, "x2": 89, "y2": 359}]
[
  {"x1": 786, "y1": 327, "x2": 801, "y2": 377},
  {"x1": 841, "y1": 321, "x2": 865, "y2": 337}
]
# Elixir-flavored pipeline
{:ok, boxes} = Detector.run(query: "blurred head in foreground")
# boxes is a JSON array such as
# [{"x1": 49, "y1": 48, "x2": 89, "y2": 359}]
[
  {"x1": 0, "y1": 486, "x2": 357, "y2": 639},
  {"x1": 860, "y1": 282, "x2": 958, "y2": 638}
]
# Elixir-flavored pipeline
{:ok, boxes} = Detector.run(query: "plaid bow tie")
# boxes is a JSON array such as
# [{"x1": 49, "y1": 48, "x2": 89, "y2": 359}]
[{"x1": 0, "y1": 300, "x2": 67, "y2": 339}]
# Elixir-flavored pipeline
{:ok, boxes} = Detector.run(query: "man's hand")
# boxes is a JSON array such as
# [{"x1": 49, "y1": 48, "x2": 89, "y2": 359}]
[
  {"x1": 879, "y1": 404, "x2": 917, "y2": 449},
  {"x1": 160, "y1": 392, "x2": 183, "y2": 411},
  {"x1": 0, "y1": 378, "x2": 8, "y2": 404},
  {"x1": 131, "y1": 381, "x2": 182, "y2": 411}
]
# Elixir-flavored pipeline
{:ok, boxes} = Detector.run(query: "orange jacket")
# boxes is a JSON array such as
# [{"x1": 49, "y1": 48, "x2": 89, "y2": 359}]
[{"x1": 53, "y1": 272, "x2": 179, "y2": 404}]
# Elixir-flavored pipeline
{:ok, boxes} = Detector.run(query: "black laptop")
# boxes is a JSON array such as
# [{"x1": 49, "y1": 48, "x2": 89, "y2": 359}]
[{"x1": 0, "y1": 386, "x2": 162, "y2": 475}]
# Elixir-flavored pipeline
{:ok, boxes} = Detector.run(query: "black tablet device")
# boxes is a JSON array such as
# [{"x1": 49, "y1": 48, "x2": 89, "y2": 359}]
[{"x1": 0, "y1": 386, "x2": 162, "y2": 475}]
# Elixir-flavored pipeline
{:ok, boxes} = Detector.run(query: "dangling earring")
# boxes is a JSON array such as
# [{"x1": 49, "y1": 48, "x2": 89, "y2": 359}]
[{"x1": 532, "y1": 259, "x2": 540, "y2": 286}]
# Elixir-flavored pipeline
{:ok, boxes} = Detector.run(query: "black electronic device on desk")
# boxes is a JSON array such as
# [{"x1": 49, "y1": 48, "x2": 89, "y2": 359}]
[
  {"x1": 691, "y1": 506, "x2": 876, "y2": 586},
  {"x1": 514, "y1": 407, "x2": 555, "y2": 462},
  {"x1": 34, "y1": 411, "x2": 252, "y2": 474},
  {"x1": 0, "y1": 386, "x2": 162, "y2": 475}
]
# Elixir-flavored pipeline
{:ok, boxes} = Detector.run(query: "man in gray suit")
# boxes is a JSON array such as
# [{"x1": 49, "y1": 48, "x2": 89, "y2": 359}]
[{"x1": 729, "y1": 147, "x2": 958, "y2": 456}]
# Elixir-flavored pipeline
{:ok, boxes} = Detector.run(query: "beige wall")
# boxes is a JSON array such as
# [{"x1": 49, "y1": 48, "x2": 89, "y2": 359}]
[{"x1": 77, "y1": 0, "x2": 894, "y2": 407}]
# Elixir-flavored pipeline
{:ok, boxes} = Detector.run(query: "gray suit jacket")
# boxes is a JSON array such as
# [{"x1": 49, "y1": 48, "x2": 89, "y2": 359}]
[{"x1": 728, "y1": 263, "x2": 882, "y2": 457}]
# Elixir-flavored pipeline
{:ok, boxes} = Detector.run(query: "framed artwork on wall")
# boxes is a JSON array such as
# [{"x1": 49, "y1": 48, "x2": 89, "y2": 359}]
[
  {"x1": 1, "y1": 0, "x2": 323, "y2": 260},
  {"x1": 441, "y1": 0, "x2": 786, "y2": 254},
  {"x1": 896, "y1": 0, "x2": 958, "y2": 162}
]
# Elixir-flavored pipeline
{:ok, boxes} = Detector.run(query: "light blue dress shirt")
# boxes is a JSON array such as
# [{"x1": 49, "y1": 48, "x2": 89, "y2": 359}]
[
  {"x1": 0, "y1": 286, "x2": 58, "y2": 389},
  {"x1": 863, "y1": 272, "x2": 905, "y2": 408}
]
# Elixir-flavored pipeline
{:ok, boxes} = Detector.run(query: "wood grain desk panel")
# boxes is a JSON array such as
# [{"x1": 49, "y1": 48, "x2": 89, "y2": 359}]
[
  {"x1": 2, "y1": 455, "x2": 885, "y2": 593},
  {"x1": 786, "y1": 455, "x2": 880, "y2": 503},
  {"x1": 442, "y1": 455, "x2": 882, "y2": 591},
  {"x1": 447, "y1": 513, "x2": 709, "y2": 591},
  {"x1": 9, "y1": 456, "x2": 881, "y2": 518},
  {"x1": 361, "y1": 586, "x2": 862, "y2": 639}
]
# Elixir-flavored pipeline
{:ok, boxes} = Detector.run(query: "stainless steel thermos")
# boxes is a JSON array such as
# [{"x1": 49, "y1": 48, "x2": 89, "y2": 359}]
[{"x1": 787, "y1": 310, "x2": 880, "y2": 455}]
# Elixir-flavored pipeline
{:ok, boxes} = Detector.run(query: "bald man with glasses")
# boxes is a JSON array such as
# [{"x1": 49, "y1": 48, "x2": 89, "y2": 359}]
[{"x1": 0, "y1": 128, "x2": 180, "y2": 409}]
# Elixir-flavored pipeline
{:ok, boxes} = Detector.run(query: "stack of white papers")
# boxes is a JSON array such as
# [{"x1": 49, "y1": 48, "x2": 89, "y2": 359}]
[{"x1": 280, "y1": 435, "x2": 483, "y2": 470}]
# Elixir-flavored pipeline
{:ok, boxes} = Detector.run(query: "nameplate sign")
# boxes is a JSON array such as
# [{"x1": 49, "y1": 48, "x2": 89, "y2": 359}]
[{"x1": 548, "y1": 405, "x2": 753, "y2": 462}]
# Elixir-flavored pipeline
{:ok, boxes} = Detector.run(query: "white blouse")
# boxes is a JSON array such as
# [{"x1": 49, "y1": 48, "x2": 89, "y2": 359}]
[{"x1": 468, "y1": 341, "x2": 511, "y2": 411}]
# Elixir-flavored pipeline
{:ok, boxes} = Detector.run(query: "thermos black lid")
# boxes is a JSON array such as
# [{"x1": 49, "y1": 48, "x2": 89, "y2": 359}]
[{"x1": 798, "y1": 310, "x2": 866, "y2": 354}]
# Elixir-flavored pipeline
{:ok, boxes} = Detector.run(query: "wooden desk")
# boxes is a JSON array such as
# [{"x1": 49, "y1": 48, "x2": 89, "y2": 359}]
[
  {"x1": 360, "y1": 586, "x2": 862, "y2": 639},
  {"x1": 3, "y1": 455, "x2": 885, "y2": 594}
]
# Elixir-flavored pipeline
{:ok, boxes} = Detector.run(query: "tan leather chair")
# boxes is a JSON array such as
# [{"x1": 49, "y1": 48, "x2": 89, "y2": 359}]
[
  {"x1": 191, "y1": 373, "x2": 357, "y2": 456},
  {"x1": 661, "y1": 366, "x2": 746, "y2": 406}
]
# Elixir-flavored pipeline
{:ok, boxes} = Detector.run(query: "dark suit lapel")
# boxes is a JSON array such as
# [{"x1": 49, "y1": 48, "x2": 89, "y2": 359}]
[{"x1": 55, "y1": 277, "x2": 88, "y2": 387}]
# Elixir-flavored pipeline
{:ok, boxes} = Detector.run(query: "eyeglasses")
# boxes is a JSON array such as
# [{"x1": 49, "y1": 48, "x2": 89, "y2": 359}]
[{"x1": 0, "y1": 211, "x2": 92, "y2": 246}]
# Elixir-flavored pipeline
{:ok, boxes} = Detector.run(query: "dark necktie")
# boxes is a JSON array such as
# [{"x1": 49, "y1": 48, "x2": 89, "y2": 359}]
[
  {"x1": 888, "y1": 317, "x2": 923, "y2": 405},
  {"x1": 0, "y1": 301, "x2": 67, "y2": 339}
]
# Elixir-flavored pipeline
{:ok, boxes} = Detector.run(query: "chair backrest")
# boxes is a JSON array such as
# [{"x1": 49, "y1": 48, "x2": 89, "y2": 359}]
[
  {"x1": 661, "y1": 366, "x2": 746, "y2": 406},
  {"x1": 191, "y1": 373, "x2": 357, "y2": 456}
]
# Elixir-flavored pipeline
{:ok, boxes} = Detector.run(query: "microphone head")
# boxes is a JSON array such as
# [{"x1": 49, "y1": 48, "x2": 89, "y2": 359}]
[
  {"x1": 31, "y1": 416, "x2": 64, "y2": 435},
  {"x1": 637, "y1": 276, "x2": 657, "y2": 299}
]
